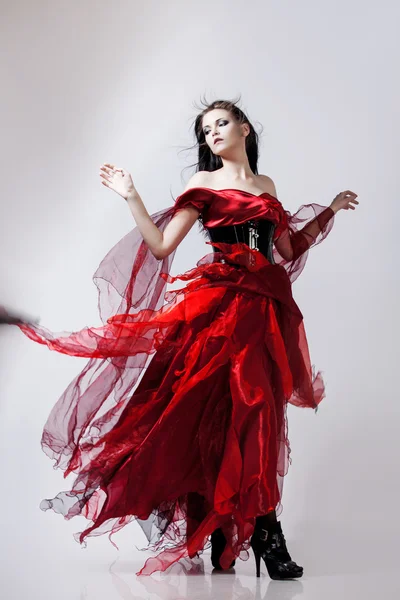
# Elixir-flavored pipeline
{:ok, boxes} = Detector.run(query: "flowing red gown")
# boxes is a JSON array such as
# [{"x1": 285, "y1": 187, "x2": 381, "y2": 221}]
[{"x1": 17, "y1": 187, "x2": 335, "y2": 574}]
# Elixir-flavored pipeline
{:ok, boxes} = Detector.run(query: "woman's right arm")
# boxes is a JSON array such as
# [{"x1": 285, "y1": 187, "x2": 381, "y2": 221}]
[{"x1": 125, "y1": 171, "x2": 208, "y2": 260}]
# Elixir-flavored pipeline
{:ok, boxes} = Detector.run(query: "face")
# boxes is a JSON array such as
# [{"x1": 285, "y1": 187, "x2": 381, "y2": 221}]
[{"x1": 201, "y1": 109, "x2": 249, "y2": 155}]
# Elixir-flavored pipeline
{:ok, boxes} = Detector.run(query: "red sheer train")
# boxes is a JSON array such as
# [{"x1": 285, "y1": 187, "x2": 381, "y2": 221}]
[{"x1": 17, "y1": 188, "x2": 334, "y2": 574}]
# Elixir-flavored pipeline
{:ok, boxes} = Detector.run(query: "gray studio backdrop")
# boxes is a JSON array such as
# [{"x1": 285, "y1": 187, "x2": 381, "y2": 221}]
[{"x1": 0, "y1": 1, "x2": 398, "y2": 599}]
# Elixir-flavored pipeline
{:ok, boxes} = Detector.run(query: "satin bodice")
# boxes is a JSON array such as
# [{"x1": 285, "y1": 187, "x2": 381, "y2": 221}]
[
  {"x1": 172, "y1": 187, "x2": 288, "y2": 266},
  {"x1": 205, "y1": 219, "x2": 276, "y2": 264}
]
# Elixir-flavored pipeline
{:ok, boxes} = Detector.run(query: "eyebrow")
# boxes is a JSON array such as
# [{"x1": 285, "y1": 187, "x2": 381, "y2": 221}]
[{"x1": 202, "y1": 117, "x2": 226, "y2": 132}]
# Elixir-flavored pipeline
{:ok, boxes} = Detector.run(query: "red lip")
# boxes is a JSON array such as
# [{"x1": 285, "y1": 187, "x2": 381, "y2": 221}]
[{"x1": 214, "y1": 138, "x2": 223, "y2": 145}]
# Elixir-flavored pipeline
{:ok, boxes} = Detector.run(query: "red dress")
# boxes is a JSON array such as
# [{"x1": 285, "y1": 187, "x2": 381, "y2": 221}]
[{"x1": 18, "y1": 187, "x2": 335, "y2": 574}]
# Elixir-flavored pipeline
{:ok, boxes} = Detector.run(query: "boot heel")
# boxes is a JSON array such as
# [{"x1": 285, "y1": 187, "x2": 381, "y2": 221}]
[{"x1": 253, "y1": 547, "x2": 261, "y2": 577}]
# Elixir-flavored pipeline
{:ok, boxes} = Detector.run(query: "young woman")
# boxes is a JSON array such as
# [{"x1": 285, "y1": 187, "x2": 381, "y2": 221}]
[{"x1": 16, "y1": 99, "x2": 358, "y2": 579}]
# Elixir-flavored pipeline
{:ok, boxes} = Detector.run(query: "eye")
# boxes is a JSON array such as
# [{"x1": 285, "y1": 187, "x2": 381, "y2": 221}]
[{"x1": 204, "y1": 120, "x2": 228, "y2": 136}]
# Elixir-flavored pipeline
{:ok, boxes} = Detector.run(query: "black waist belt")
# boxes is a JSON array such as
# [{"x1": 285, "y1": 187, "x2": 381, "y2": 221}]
[{"x1": 205, "y1": 219, "x2": 276, "y2": 264}]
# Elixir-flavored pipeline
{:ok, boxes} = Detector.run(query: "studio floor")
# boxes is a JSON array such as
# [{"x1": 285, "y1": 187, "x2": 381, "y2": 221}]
[{"x1": 3, "y1": 526, "x2": 399, "y2": 600}]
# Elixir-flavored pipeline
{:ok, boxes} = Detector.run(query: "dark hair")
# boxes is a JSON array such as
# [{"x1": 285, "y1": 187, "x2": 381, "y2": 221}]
[{"x1": 180, "y1": 95, "x2": 263, "y2": 232}]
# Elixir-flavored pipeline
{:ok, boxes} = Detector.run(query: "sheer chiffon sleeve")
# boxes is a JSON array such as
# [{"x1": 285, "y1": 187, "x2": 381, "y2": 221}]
[{"x1": 273, "y1": 203, "x2": 335, "y2": 283}]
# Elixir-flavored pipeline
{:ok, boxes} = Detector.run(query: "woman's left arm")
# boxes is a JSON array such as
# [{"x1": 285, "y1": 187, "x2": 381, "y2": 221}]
[{"x1": 274, "y1": 189, "x2": 359, "y2": 261}]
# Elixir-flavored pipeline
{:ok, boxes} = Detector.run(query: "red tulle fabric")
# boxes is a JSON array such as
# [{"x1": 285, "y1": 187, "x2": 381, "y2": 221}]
[{"x1": 17, "y1": 187, "x2": 334, "y2": 575}]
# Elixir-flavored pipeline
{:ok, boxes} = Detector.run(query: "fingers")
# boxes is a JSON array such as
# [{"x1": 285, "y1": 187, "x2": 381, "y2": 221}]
[
  {"x1": 100, "y1": 165, "x2": 114, "y2": 177},
  {"x1": 100, "y1": 163, "x2": 121, "y2": 184},
  {"x1": 100, "y1": 169, "x2": 113, "y2": 183},
  {"x1": 339, "y1": 190, "x2": 359, "y2": 211},
  {"x1": 100, "y1": 164, "x2": 124, "y2": 183},
  {"x1": 103, "y1": 163, "x2": 123, "y2": 173},
  {"x1": 338, "y1": 190, "x2": 357, "y2": 199},
  {"x1": 348, "y1": 198, "x2": 359, "y2": 210}
]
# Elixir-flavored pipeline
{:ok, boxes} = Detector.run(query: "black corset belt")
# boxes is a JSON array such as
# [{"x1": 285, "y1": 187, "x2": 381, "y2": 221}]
[{"x1": 205, "y1": 219, "x2": 276, "y2": 265}]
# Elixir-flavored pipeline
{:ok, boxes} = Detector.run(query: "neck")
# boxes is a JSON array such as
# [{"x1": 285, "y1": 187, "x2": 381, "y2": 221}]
[{"x1": 219, "y1": 149, "x2": 254, "y2": 181}]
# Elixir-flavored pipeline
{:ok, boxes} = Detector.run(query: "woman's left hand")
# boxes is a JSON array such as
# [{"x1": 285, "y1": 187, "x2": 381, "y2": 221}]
[{"x1": 330, "y1": 190, "x2": 359, "y2": 213}]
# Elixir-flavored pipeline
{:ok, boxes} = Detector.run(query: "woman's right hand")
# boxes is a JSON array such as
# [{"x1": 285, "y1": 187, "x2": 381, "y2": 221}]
[{"x1": 99, "y1": 163, "x2": 136, "y2": 200}]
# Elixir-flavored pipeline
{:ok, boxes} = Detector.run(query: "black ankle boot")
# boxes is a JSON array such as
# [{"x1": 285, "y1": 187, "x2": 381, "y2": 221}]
[
  {"x1": 250, "y1": 521, "x2": 303, "y2": 579},
  {"x1": 210, "y1": 528, "x2": 236, "y2": 570}
]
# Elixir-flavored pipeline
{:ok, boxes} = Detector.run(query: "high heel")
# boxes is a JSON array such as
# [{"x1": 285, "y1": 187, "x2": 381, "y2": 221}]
[
  {"x1": 250, "y1": 521, "x2": 303, "y2": 579},
  {"x1": 210, "y1": 528, "x2": 236, "y2": 570}
]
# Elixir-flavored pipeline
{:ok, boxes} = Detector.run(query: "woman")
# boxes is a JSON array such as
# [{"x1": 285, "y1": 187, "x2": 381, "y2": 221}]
[{"x1": 16, "y1": 99, "x2": 358, "y2": 579}]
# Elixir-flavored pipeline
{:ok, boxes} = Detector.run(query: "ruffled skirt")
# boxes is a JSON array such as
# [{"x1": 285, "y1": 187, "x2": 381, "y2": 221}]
[{"x1": 19, "y1": 241, "x2": 325, "y2": 574}]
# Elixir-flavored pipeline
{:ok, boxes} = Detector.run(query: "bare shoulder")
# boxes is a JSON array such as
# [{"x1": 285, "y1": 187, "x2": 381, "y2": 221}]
[
  {"x1": 256, "y1": 174, "x2": 278, "y2": 198},
  {"x1": 183, "y1": 170, "x2": 211, "y2": 193}
]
